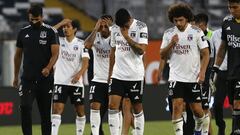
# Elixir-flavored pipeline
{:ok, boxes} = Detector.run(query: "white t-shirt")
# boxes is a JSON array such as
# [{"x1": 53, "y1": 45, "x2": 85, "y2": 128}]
[
  {"x1": 211, "y1": 29, "x2": 228, "y2": 71},
  {"x1": 92, "y1": 32, "x2": 111, "y2": 83},
  {"x1": 54, "y1": 37, "x2": 89, "y2": 87},
  {"x1": 161, "y1": 24, "x2": 209, "y2": 82},
  {"x1": 110, "y1": 19, "x2": 148, "y2": 81}
]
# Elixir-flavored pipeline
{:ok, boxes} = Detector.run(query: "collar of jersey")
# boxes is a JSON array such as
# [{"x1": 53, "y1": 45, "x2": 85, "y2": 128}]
[{"x1": 64, "y1": 37, "x2": 77, "y2": 44}]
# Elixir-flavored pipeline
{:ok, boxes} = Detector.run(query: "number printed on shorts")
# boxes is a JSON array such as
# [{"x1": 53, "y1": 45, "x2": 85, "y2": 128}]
[
  {"x1": 89, "y1": 85, "x2": 96, "y2": 94},
  {"x1": 54, "y1": 86, "x2": 62, "y2": 94},
  {"x1": 169, "y1": 81, "x2": 177, "y2": 88}
]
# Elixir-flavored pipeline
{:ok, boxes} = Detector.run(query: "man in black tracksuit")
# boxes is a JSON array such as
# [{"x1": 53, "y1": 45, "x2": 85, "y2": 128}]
[{"x1": 13, "y1": 4, "x2": 59, "y2": 135}]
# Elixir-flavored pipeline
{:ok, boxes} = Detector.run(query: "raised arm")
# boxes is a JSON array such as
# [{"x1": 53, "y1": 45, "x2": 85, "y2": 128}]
[{"x1": 84, "y1": 19, "x2": 101, "y2": 49}]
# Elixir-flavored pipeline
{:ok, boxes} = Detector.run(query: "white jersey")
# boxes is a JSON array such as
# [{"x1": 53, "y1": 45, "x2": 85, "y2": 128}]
[
  {"x1": 161, "y1": 24, "x2": 209, "y2": 82},
  {"x1": 212, "y1": 29, "x2": 228, "y2": 71},
  {"x1": 92, "y1": 32, "x2": 111, "y2": 83},
  {"x1": 54, "y1": 37, "x2": 89, "y2": 87},
  {"x1": 110, "y1": 19, "x2": 148, "y2": 81}
]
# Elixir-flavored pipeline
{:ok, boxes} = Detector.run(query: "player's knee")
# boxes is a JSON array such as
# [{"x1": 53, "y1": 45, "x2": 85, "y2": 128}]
[
  {"x1": 233, "y1": 101, "x2": 240, "y2": 109},
  {"x1": 52, "y1": 106, "x2": 64, "y2": 114},
  {"x1": 108, "y1": 102, "x2": 119, "y2": 110},
  {"x1": 132, "y1": 103, "x2": 143, "y2": 114},
  {"x1": 90, "y1": 102, "x2": 101, "y2": 110}
]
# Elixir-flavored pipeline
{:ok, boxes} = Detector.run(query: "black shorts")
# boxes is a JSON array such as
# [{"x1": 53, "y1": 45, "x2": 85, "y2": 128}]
[
  {"x1": 228, "y1": 79, "x2": 240, "y2": 105},
  {"x1": 53, "y1": 84, "x2": 84, "y2": 105},
  {"x1": 109, "y1": 78, "x2": 144, "y2": 103},
  {"x1": 168, "y1": 81, "x2": 202, "y2": 103},
  {"x1": 201, "y1": 83, "x2": 211, "y2": 109},
  {"x1": 89, "y1": 81, "x2": 109, "y2": 105}
]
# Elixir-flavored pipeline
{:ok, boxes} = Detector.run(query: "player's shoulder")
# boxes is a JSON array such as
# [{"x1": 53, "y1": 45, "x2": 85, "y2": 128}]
[
  {"x1": 111, "y1": 24, "x2": 119, "y2": 30},
  {"x1": 135, "y1": 19, "x2": 147, "y2": 29},
  {"x1": 223, "y1": 15, "x2": 234, "y2": 22},
  {"x1": 42, "y1": 23, "x2": 58, "y2": 33},
  {"x1": 164, "y1": 26, "x2": 175, "y2": 35},
  {"x1": 75, "y1": 37, "x2": 84, "y2": 44},
  {"x1": 189, "y1": 25, "x2": 202, "y2": 33}
]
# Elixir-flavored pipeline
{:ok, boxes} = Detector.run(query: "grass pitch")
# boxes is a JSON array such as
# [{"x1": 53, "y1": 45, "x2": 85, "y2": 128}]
[{"x1": 0, "y1": 119, "x2": 232, "y2": 135}]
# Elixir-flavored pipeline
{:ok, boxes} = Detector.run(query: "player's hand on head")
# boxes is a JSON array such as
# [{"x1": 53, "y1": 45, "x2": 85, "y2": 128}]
[
  {"x1": 41, "y1": 67, "x2": 50, "y2": 77},
  {"x1": 60, "y1": 19, "x2": 72, "y2": 26}
]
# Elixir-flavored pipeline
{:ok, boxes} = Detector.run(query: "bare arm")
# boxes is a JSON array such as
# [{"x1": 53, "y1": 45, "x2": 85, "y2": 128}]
[
  {"x1": 53, "y1": 19, "x2": 72, "y2": 30},
  {"x1": 215, "y1": 40, "x2": 227, "y2": 67},
  {"x1": 154, "y1": 58, "x2": 167, "y2": 85},
  {"x1": 13, "y1": 48, "x2": 23, "y2": 88},
  {"x1": 42, "y1": 44, "x2": 59, "y2": 77},
  {"x1": 125, "y1": 35, "x2": 147, "y2": 55},
  {"x1": 84, "y1": 19, "x2": 102, "y2": 49},
  {"x1": 108, "y1": 47, "x2": 116, "y2": 82},
  {"x1": 71, "y1": 57, "x2": 89, "y2": 84},
  {"x1": 198, "y1": 47, "x2": 210, "y2": 83}
]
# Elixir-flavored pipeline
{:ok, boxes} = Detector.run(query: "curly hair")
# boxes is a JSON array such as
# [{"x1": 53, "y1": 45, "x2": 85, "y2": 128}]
[{"x1": 168, "y1": 3, "x2": 194, "y2": 23}]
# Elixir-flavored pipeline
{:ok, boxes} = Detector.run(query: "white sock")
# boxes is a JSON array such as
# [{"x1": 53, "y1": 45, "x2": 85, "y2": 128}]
[
  {"x1": 76, "y1": 115, "x2": 86, "y2": 135},
  {"x1": 182, "y1": 111, "x2": 187, "y2": 123},
  {"x1": 90, "y1": 109, "x2": 101, "y2": 135},
  {"x1": 194, "y1": 114, "x2": 205, "y2": 132},
  {"x1": 202, "y1": 113, "x2": 210, "y2": 135},
  {"x1": 119, "y1": 111, "x2": 123, "y2": 135},
  {"x1": 51, "y1": 114, "x2": 61, "y2": 135},
  {"x1": 108, "y1": 109, "x2": 120, "y2": 135},
  {"x1": 133, "y1": 111, "x2": 145, "y2": 135},
  {"x1": 172, "y1": 118, "x2": 183, "y2": 135}
]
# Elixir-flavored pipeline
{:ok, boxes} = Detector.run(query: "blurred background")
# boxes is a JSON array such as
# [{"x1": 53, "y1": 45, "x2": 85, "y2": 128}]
[{"x1": 0, "y1": 0, "x2": 232, "y2": 130}]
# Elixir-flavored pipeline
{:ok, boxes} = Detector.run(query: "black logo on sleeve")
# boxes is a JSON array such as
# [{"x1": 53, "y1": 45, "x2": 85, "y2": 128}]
[{"x1": 140, "y1": 32, "x2": 148, "y2": 39}]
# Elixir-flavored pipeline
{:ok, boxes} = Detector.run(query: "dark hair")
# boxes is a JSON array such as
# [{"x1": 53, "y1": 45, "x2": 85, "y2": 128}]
[
  {"x1": 115, "y1": 8, "x2": 131, "y2": 27},
  {"x1": 71, "y1": 19, "x2": 80, "y2": 30},
  {"x1": 101, "y1": 14, "x2": 113, "y2": 22},
  {"x1": 28, "y1": 4, "x2": 43, "y2": 17},
  {"x1": 168, "y1": 3, "x2": 194, "y2": 23},
  {"x1": 228, "y1": 0, "x2": 240, "y2": 3},
  {"x1": 194, "y1": 13, "x2": 208, "y2": 24}
]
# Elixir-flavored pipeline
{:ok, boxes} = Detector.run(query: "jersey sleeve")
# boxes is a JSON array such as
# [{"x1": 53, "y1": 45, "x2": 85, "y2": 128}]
[
  {"x1": 49, "y1": 27, "x2": 60, "y2": 45},
  {"x1": 137, "y1": 26, "x2": 148, "y2": 45},
  {"x1": 197, "y1": 31, "x2": 209, "y2": 49},
  {"x1": 81, "y1": 48, "x2": 90, "y2": 58},
  {"x1": 16, "y1": 30, "x2": 23, "y2": 48},
  {"x1": 160, "y1": 32, "x2": 169, "y2": 49},
  {"x1": 110, "y1": 28, "x2": 117, "y2": 47},
  {"x1": 221, "y1": 23, "x2": 227, "y2": 42}
]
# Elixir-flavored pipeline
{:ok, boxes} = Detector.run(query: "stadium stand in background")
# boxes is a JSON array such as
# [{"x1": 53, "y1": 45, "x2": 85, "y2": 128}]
[{"x1": 0, "y1": 0, "x2": 229, "y2": 86}]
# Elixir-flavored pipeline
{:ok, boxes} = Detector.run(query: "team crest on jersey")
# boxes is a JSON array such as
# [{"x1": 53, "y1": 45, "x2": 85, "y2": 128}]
[
  {"x1": 73, "y1": 45, "x2": 78, "y2": 50},
  {"x1": 130, "y1": 32, "x2": 136, "y2": 38},
  {"x1": 61, "y1": 44, "x2": 65, "y2": 47},
  {"x1": 40, "y1": 31, "x2": 47, "y2": 38},
  {"x1": 187, "y1": 34, "x2": 193, "y2": 41}
]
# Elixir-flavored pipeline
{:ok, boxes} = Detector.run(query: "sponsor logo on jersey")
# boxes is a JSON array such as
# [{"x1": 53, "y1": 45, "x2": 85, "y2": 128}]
[
  {"x1": 227, "y1": 35, "x2": 240, "y2": 48},
  {"x1": 40, "y1": 31, "x2": 47, "y2": 38},
  {"x1": 173, "y1": 44, "x2": 191, "y2": 55},
  {"x1": 39, "y1": 40, "x2": 47, "y2": 45}
]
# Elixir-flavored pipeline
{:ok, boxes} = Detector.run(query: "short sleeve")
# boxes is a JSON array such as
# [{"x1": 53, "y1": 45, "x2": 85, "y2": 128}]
[
  {"x1": 160, "y1": 32, "x2": 169, "y2": 49},
  {"x1": 82, "y1": 48, "x2": 90, "y2": 58},
  {"x1": 49, "y1": 27, "x2": 60, "y2": 45},
  {"x1": 138, "y1": 26, "x2": 148, "y2": 45},
  {"x1": 16, "y1": 30, "x2": 23, "y2": 48},
  {"x1": 110, "y1": 30, "x2": 117, "y2": 48},
  {"x1": 197, "y1": 31, "x2": 209, "y2": 49}
]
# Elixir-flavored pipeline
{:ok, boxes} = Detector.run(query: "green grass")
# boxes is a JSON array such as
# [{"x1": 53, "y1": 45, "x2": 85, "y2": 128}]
[{"x1": 0, "y1": 119, "x2": 232, "y2": 135}]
